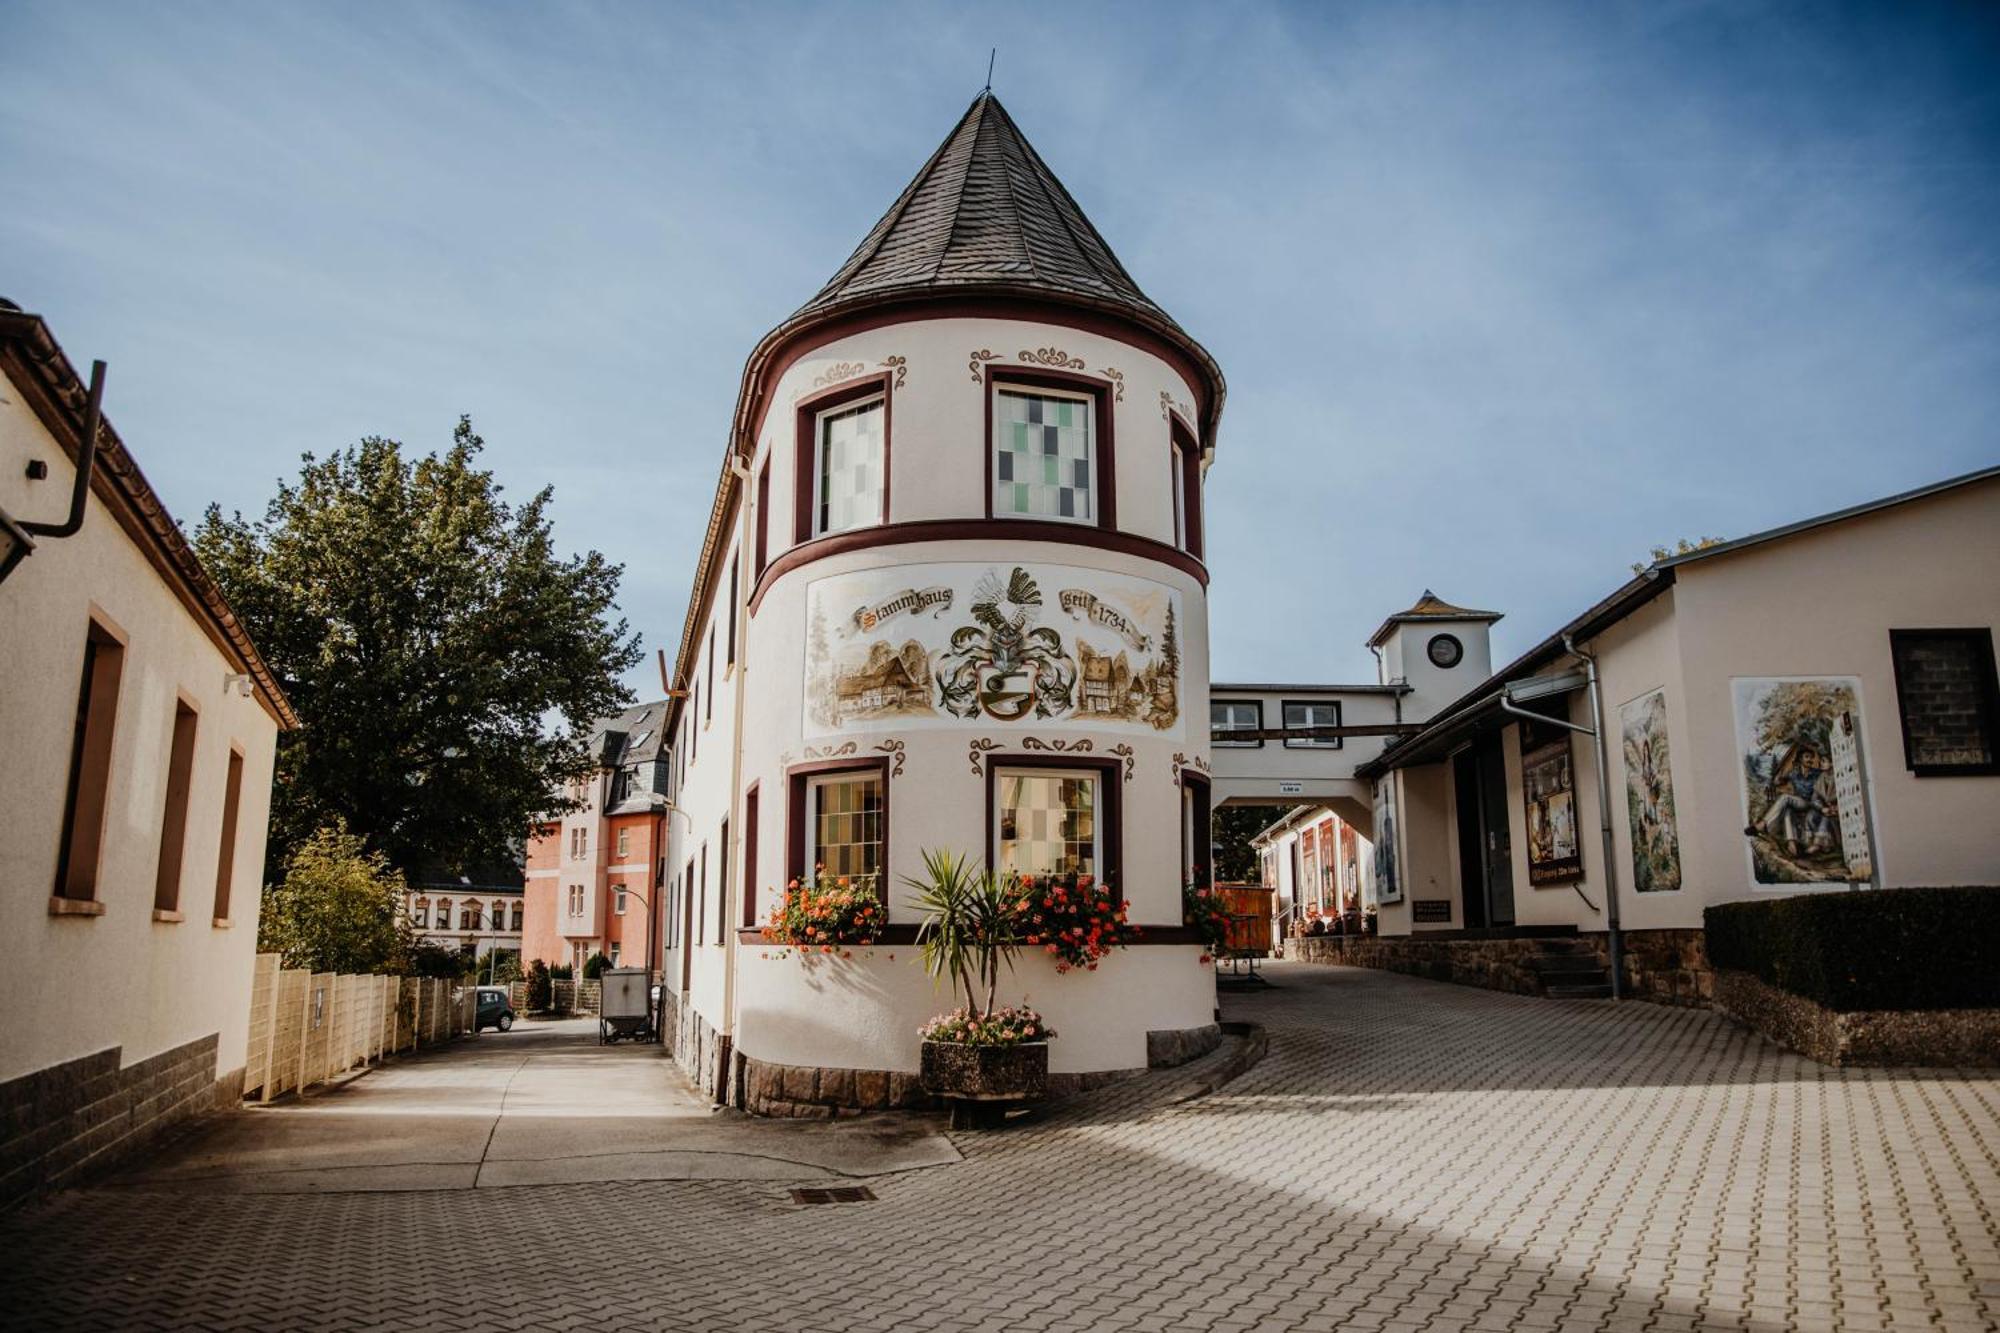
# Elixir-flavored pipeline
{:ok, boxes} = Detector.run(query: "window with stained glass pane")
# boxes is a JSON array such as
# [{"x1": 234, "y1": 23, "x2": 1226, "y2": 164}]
[
  {"x1": 995, "y1": 770, "x2": 1099, "y2": 878},
  {"x1": 993, "y1": 390, "x2": 1093, "y2": 522},
  {"x1": 808, "y1": 774, "x2": 883, "y2": 882},
  {"x1": 815, "y1": 399, "x2": 885, "y2": 536}
]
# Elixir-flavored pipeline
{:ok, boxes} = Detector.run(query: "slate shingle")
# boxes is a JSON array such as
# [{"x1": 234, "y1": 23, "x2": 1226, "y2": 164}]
[{"x1": 792, "y1": 93, "x2": 1180, "y2": 334}]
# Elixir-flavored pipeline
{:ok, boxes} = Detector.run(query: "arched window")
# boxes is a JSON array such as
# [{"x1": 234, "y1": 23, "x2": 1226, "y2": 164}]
[
  {"x1": 436, "y1": 898, "x2": 452, "y2": 931},
  {"x1": 491, "y1": 900, "x2": 506, "y2": 931},
  {"x1": 413, "y1": 897, "x2": 430, "y2": 928},
  {"x1": 460, "y1": 902, "x2": 477, "y2": 930},
  {"x1": 510, "y1": 901, "x2": 524, "y2": 932}
]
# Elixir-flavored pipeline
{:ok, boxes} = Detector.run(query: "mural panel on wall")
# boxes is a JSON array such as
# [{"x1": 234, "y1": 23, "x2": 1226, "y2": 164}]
[
  {"x1": 1518, "y1": 714, "x2": 1583, "y2": 886},
  {"x1": 1619, "y1": 689, "x2": 1682, "y2": 894},
  {"x1": 1372, "y1": 780, "x2": 1402, "y2": 904},
  {"x1": 1733, "y1": 677, "x2": 1876, "y2": 886},
  {"x1": 804, "y1": 563, "x2": 1182, "y2": 737}
]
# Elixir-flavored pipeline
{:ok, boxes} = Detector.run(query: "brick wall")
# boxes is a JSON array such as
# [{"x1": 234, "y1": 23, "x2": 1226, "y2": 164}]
[
  {"x1": 1891, "y1": 633, "x2": 1997, "y2": 768},
  {"x1": 0, "y1": 1035, "x2": 222, "y2": 1207}
]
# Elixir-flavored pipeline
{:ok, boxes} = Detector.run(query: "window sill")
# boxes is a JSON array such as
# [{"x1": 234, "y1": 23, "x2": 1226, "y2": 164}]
[
  {"x1": 48, "y1": 896, "x2": 105, "y2": 918},
  {"x1": 152, "y1": 908, "x2": 186, "y2": 924},
  {"x1": 212, "y1": 916, "x2": 233, "y2": 929}
]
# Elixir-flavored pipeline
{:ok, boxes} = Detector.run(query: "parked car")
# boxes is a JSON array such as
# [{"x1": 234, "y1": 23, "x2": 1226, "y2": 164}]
[{"x1": 475, "y1": 986, "x2": 516, "y2": 1032}]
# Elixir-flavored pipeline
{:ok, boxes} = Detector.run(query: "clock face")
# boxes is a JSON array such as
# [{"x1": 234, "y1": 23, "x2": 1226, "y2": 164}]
[{"x1": 1427, "y1": 633, "x2": 1463, "y2": 669}]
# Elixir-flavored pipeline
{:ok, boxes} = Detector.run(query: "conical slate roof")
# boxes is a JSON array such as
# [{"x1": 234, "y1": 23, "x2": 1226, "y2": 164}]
[{"x1": 791, "y1": 92, "x2": 1180, "y2": 334}]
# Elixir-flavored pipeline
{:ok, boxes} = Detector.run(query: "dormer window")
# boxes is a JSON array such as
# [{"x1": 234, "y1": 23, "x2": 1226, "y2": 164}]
[
  {"x1": 993, "y1": 388, "x2": 1094, "y2": 524},
  {"x1": 812, "y1": 396, "x2": 885, "y2": 537}
]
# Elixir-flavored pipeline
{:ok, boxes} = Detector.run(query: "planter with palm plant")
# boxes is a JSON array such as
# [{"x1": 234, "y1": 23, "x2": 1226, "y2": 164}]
[{"x1": 907, "y1": 849, "x2": 1053, "y2": 1119}]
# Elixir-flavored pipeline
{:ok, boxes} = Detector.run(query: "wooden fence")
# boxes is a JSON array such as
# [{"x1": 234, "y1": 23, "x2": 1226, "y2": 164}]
[
  {"x1": 243, "y1": 953, "x2": 474, "y2": 1101},
  {"x1": 504, "y1": 978, "x2": 602, "y2": 1015}
]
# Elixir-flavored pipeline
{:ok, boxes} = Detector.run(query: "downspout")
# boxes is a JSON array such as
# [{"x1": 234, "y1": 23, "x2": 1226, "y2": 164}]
[
  {"x1": 720, "y1": 453, "x2": 755, "y2": 1105},
  {"x1": 23, "y1": 360, "x2": 106, "y2": 540},
  {"x1": 1370, "y1": 644, "x2": 1401, "y2": 724},
  {"x1": 1564, "y1": 633, "x2": 1623, "y2": 999}
]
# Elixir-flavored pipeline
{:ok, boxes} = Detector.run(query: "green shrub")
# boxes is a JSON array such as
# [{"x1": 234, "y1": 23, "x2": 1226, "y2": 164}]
[
  {"x1": 1705, "y1": 888, "x2": 2000, "y2": 1011},
  {"x1": 582, "y1": 950, "x2": 610, "y2": 980},
  {"x1": 525, "y1": 959, "x2": 553, "y2": 1011}
]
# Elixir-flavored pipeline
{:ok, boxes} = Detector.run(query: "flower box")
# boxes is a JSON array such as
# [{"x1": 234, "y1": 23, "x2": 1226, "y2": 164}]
[{"x1": 920, "y1": 1039, "x2": 1049, "y2": 1101}]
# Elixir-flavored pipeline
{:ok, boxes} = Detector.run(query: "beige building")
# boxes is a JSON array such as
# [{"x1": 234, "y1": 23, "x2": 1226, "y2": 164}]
[
  {"x1": 0, "y1": 300, "x2": 295, "y2": 1203},
  {"x1": 1351, "y1": 467, "x2": 1999, "y2": 991}
]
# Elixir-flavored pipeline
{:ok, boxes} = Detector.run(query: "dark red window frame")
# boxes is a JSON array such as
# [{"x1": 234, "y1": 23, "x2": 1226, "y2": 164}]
[
  {"x1": 1179, "y1": 770, "x2": 1212, "y2": 890},
  {"x1": 793, "y1": 373, "x2": 894, "y2": 546},
  {"x1": 741, "y1": 783, "x2": 761, "y2": 929},
  {"x1": 983, "y1": 753, "x2": 1125, "y2": 905},
  {"x1": 983, "y1": 366, "x2": 1117, "y2": 530},
  {"x1": 1168, "y1": 413, "x2": 1202, "y2": 559},
  {"x1": 754, "y1": 458, "x2": 771, "y2": 579},
  {"x1": 785, "y1": 756, "x2": 892, "y2": 906}
]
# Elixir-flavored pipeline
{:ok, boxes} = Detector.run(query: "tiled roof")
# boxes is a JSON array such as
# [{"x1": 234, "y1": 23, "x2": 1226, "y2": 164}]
[
  {"x1": 1366, "y1": 590, "x2": 1503, "y2": 647},
  {"x1": 791, "y1": 92, "x2": 1180, "y2": 336}
]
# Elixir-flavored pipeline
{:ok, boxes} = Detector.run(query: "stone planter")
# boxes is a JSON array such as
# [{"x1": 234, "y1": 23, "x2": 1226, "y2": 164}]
[{"x1": 920, "y1": 1040, "x2": 1049, "y2": 1106}]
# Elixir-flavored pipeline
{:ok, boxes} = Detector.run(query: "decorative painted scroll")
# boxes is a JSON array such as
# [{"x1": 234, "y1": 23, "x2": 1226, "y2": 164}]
[{"x1": 805, "y1": 562, "x2": 1183, "y2": 737}]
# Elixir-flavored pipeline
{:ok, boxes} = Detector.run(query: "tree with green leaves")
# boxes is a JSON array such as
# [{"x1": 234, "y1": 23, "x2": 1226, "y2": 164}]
[
  {"x1": 1211, "y1": 804, "x2": 1293, "y2": 884},
  {"x1": 195, "y1": 417, "x2": 640, "y2": 880},
  {"x1": 257, "y1": 823, "x2": 412, "y2": 974}
]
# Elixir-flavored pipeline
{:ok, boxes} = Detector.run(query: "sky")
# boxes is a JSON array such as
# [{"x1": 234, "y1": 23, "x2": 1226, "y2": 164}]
[{"x1": 5, "y1": 1, "x2": 1997, "y2": 695}]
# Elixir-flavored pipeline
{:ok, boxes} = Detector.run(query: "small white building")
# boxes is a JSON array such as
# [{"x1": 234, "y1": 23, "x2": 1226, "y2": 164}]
[
  {"x1": 1358, "y1": 469, "x2": 2000, "y2": 954},
  {"x1": 0, "y1": 300, "x2": 294, "y2": 1202}
]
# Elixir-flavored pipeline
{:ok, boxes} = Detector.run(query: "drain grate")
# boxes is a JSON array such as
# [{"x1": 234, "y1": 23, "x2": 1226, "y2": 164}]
[{"x1": 789, "y1": 1186, "x2": 876, "y2": 1206}]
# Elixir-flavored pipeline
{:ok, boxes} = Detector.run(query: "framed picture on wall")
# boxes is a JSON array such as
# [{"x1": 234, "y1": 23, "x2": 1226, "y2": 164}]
[
  {"x1": 1372, "y1": 779, "x2": 1402, "y2": 904},
  {"x1": 1517, "y1": 714, "x2": 1583, "y2": 886}
]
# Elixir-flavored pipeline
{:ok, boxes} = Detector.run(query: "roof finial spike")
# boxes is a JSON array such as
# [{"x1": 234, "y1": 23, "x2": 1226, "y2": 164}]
[{"x1": 984, "y1": 48, "x2": 996, "y2": 94}]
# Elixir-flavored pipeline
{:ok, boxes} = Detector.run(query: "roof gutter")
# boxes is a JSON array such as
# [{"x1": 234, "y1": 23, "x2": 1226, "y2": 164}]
[{"x1": 1357, "y1": 566, "x2": 1674, "y2": 781}]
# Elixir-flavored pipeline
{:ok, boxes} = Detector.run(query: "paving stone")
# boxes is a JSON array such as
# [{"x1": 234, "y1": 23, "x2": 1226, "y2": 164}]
[{"x1": 1, "y1": 963, "x2": 1997, "y2": 1331}]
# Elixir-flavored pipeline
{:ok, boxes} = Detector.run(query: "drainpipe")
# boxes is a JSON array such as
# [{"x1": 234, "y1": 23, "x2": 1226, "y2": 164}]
[
  {"x1": 1563, "y1": 634, "x2": 1623, "y2": 999},
  {"x1": 720, "y1": 453, "x2": 755, "y2": 1104},
  {"x1": 23, "y1": 360, "x2": 106, "y2": 541}
]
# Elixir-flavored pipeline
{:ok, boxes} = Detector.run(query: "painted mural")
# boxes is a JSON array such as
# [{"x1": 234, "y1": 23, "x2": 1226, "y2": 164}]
[
  {"x1": 1733, "y1": 677, "x2": 1876, "y2": 886},
  {"x1": 804, "y1": 562, "x2": 1182, "y2": 736},
  {"x1": 1372, "y1": 779, "x2": 1401, "y2": 905},
  {"x1": 1518, "y1": 714, "x2": 1583, "y2": 887},
  {"x1": 1620, "y1": 688, "x2": 1682, "y2": 894}
]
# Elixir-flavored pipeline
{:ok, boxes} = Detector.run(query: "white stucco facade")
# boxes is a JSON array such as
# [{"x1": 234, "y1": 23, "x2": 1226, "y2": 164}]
[
  {"x1": 0, "y1": 324, "x2": 288, "y2": 1121},
  {"x1": 659, "y1": 309, "x2": 1225, "y2": 1096}
]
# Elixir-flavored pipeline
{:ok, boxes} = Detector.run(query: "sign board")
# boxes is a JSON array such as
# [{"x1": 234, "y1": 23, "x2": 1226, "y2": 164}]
[
  {"x1": 1278, "y1": 780, "x2": 1304, "y2": 796},
  {"x1": 1412, "y1": 899, "x2": 1452, "y2": 924},
  {"x1": 1830, "y1": 710, "x2": 1875, "y2": 884}
]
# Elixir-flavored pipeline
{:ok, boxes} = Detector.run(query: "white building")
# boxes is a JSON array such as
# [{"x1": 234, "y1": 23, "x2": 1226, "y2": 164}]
[
  {"x1": 651, "y1": 94, "x2": 1227, "y2": 1110},
  {"x1": 0, "y1": 300, "x2": 293, "y2": 1202}
]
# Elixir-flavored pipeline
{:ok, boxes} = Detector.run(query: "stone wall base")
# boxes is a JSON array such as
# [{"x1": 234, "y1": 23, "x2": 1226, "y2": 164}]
[
  {"x1": 737, "y1": 1022, "x2": 1224, "y2": 1118},
  {"x1": 1713, "y1": 969, "x2": 2000, "y2": 1068},
  {"x1": 1286, "y1": 933, "x2": 1548, "y2": 996},
  {"x1": 1285, "y1": 928, "x2": 1710, "y2": 1008},
  {"x1": 665, "y1": 994, "x2": 729, "y2": 1103},
  {"x1": 1, "y1": 1034, "x2": 221, "y2": 1208},
  {"x1": 1147, "y1": 1023, "x2": 1222, "y2": 1068}
]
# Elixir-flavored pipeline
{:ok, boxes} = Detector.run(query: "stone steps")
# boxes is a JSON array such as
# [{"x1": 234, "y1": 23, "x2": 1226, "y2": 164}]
[{"x1": 1530, "y1": 940, "x2": 1612, "y2": 1000}]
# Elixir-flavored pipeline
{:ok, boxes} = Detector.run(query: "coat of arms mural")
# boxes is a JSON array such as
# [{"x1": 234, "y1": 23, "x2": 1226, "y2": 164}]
[{"x1": 804, "y1": 563, "x2": 1182, "y2": 736}]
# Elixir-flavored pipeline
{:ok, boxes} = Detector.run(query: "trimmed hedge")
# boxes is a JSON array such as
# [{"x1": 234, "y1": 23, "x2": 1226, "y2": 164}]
[{"x1": 1705, "y1": 888, "x2": 2000, "y2": 1012}]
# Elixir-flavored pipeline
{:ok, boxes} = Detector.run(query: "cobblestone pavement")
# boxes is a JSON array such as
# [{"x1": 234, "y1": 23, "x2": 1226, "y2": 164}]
[{"x1": 4, "y1": 963, "x2": 1996, "y2": 1332}]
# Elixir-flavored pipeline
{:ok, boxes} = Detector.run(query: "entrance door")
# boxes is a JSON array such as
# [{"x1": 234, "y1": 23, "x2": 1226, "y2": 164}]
[{"x1": 1476, "y1": 741, "x2": 1516, "y2": 926}]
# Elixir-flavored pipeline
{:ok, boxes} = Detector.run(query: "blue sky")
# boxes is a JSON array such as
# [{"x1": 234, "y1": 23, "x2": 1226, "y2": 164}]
[{"x1": 5, "y1": 2, "x2": 1997, "y2": 693}]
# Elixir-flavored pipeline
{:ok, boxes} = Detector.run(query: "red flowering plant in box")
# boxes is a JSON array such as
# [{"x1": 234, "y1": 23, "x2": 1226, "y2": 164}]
[
  {"x1": 760, "y1": 868, "x2": 884, "y2": 957},
  {"x1": 1009, "y1": 871, "x2": 1132, "y2": 973},
  {"x1": 1183, "y1": 879, "x2": 1232, "y2": 966}
]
